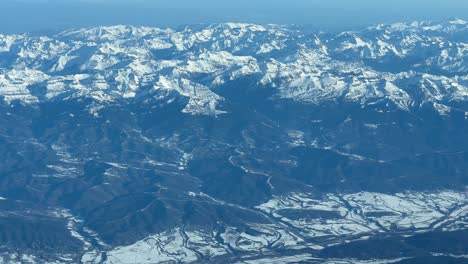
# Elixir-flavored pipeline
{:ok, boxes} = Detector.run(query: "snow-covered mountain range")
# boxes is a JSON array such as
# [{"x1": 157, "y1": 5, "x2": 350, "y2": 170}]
[
  {"x1": 0, "y1": 20, "x2": 467, "y2": 263},
  {"x1": 1, "y1": 20, "x2": 467, "y2": 115}
]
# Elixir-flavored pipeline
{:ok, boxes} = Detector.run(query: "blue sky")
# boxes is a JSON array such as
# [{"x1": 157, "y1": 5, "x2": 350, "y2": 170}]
[{"x1": 1, "y1": 0, "x2": 468, "y2": 33}]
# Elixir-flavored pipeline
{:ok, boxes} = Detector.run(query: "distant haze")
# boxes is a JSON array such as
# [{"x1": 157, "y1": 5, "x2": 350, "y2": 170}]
[{"x1": 1, "y1": 0, "x2": 468, "y2": 33}]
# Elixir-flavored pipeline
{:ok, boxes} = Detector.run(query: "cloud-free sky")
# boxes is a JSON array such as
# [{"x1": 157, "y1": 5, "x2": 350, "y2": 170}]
[{"x1": 1, "y1": 0, "x2": 467, "y2": 33}]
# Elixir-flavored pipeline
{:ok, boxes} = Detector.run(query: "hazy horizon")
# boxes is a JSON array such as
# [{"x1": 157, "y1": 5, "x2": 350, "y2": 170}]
[{"x1": 1, "y1": 0, "x2": 468, "y2": 34}]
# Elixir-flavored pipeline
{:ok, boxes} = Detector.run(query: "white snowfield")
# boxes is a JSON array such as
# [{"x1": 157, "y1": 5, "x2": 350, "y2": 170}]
[
  {"x1": 5, "y1": 190, "x2": 459, "y2": 263},
  {"x1": 257, "y1": 190, "x2": 468, "y2": 238},
  {"x1": 0, "y1": 20, "x2": 467, "y2": 115},
  {"x1": 91, "y1": 190, "x2": 468, "y2": 264}
]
